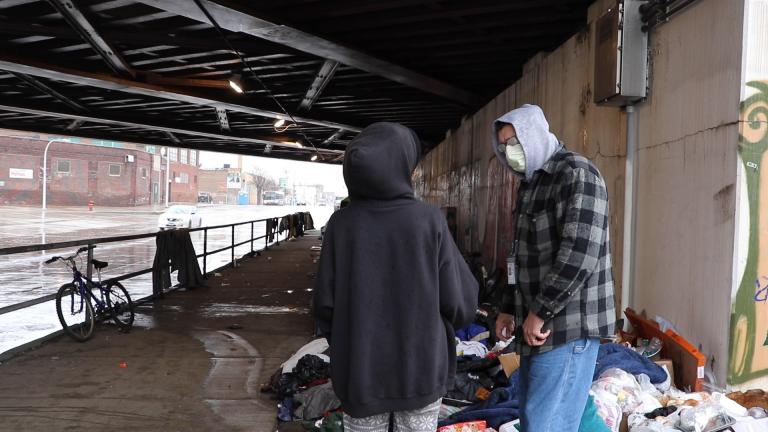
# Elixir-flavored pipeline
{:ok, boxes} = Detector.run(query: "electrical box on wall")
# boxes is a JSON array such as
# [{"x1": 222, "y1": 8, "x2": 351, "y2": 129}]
[{"x1": 594, "y1": 0, "x2": 648, "y2": 106}]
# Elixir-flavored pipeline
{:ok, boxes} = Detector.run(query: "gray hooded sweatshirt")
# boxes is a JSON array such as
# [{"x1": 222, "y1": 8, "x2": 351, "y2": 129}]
[
  {"x1": 313, "y1": 122, "x2": 478, "y2": 418},
  {"x1": 491, "y1": 104, "x2": 562, "y2": 181}
]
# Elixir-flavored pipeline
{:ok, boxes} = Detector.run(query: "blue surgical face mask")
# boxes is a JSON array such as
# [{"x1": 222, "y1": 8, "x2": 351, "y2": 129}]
[{"x1": 498, "y1": 137, "x2": 525, "y2": 173}]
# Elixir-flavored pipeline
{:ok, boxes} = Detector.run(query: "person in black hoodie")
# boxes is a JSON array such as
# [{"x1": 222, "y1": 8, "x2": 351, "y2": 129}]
[{"x1": 312, "y1": 122, "x2": 478, "y2": 432}]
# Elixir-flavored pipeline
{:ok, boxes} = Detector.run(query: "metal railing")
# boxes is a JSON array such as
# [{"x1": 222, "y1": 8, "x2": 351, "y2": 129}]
[{"x1": 0, "y1": 213, "x2": 302, "y2": 317}]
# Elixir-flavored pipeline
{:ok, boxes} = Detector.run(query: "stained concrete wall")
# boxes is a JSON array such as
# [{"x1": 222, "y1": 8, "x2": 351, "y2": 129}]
[
  {"x1": 414, "y1": 0, "x2": 627, "y2": 306},
  {"x1": 631, "y1": 0, "x2": 744, "y2": 387}
]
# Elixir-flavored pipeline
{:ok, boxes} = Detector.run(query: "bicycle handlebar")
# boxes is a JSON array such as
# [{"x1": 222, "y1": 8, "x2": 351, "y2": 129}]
[{"x1": 44, "y1": 246, "x2": 92, "y2": 265}]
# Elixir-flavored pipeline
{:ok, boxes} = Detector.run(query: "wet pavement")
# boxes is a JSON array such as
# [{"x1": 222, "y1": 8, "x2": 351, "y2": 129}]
[
  {"x1": 0, "y1": 204, "x2": 332, "y2": 358},
  {"x1": 0, "y1": 232, "x2": 321, "y2": 431}
]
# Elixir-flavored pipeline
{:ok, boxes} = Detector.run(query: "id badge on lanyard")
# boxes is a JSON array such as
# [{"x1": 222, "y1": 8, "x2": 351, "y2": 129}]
[{"x1": 507, "y1": 240, "x2": 518, "y2": 286}]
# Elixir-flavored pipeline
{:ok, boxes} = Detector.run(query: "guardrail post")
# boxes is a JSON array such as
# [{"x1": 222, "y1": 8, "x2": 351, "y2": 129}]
[
  {"x1": 203, "y1": 228, "x2": 208, "y2": 274},
  {"x1": 231, "y1": 225, "x2": 236, "y2": 267},
  {"x1": 250, "y1": 222, "x2": 254, "y2": 254},
  {"x1": 86, "y1": 243, "x2": 95, "y2": 288}
]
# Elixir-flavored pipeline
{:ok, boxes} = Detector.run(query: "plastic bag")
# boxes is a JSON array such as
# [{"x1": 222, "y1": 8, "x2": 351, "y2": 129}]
[
  {"x1": 678, "y1": 403, "x2": 733, "y2": 432},
  {"x1": 294, "y1": 354, "x2": 330, "y2": 385},
  {"x1": 655, "y1": 364, "x2": 672, "y2": 393},
  {"x1": 628, "y1": 412, "x2": 683, "y2": 432},
  {"x1": 637, "y1": 374, "x2": 663, "y2": 399},
  {"x1": 592, "y1": 368, "x2": 644, "y2": 413},
  {"x1": 591, "y1": 389, "x2": 623, "y2": 432},
  {"x1": 710, "y1": 392, "x2": 748, "y2": 418}
]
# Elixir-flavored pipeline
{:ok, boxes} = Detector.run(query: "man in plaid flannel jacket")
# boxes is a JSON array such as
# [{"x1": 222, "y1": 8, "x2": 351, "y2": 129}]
[{"x1": 491, "y1": 105, "x2": 616, "y2": 431}]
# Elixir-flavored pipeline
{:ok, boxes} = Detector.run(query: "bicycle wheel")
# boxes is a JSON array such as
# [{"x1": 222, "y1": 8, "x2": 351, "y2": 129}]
[
  {"x1": 105, "y1": 281, "x2": 134, "y2": 329},
  {"x1": 55, "y1": 282, "x2": 95, "y2": 342}
]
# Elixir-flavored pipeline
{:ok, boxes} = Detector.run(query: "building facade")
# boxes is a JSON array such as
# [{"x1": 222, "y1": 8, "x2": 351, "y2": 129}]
[{"x1": 0, "y1": 130, "x2": 199, "y2": 207}]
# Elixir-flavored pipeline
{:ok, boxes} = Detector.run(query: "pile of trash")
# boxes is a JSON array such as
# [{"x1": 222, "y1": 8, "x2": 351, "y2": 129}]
[
  {"x1": 266, "y1": 322, "x2": 768, "y2": 432},
  {"x1": 261, "y1": 338, "x2": 344, "y2": 431}
]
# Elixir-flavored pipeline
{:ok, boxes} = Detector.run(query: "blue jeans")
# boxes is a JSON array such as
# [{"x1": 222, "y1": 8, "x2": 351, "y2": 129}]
[{"x1": 518, "y1": 338, "x2": 599, "y2": 432}]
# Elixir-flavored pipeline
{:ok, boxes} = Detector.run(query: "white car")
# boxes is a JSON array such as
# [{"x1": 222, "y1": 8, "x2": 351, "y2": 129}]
[{"x1": 158, "y1": 205, "x2": 202, "y2": 230}]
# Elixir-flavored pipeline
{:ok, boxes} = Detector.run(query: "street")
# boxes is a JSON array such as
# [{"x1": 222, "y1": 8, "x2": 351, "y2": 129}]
[{"x1": 0, "y1": 204, "x2": 333, "y2": 357}]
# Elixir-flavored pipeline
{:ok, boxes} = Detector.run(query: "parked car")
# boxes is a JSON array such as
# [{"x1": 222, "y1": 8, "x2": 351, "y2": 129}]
[{"x1": 158, "y1": 205, "x2": 202, "y2": 230}]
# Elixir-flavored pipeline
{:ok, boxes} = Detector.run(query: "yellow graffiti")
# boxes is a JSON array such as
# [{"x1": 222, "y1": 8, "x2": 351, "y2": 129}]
[{"x1": 732, "y1": 314, "x2": 749, "y2": 376}]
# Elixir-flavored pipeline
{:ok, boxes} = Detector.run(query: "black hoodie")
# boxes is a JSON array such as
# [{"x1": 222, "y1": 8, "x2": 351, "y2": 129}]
[{"x1": 312, "y1": 122, "x2": 478, "y2": 418}]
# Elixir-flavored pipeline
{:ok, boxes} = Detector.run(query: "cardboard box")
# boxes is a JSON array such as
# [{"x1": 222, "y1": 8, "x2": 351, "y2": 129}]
[
  {"x1": 499, "y1": 352, "x2": 521, "y2": 377},
  {"x1": 654, "y1": 359, "x2": 675, "y2": 386}
]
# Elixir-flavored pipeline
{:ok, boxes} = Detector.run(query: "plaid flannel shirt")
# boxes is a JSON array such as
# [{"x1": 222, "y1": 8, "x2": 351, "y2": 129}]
[{"x1": 502, "y1": 148, "x2": 616, "y2": 355}]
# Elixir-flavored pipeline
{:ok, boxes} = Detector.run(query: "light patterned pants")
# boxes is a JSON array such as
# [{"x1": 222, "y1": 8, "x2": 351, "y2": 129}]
[{"x1": 343, "y1": 399, "x2": 442, "y2": 432}]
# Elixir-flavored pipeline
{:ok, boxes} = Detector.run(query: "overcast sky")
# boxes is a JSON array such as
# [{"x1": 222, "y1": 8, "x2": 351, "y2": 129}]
[{"x1": 199, "y1": 150, "x2": 348, "y2": 196}]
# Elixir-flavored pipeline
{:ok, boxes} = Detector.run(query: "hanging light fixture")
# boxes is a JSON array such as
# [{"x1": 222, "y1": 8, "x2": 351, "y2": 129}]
[
  {"x1": 274, "y1": 118, "x2": 286, "y2": 128},
  {"x1": 228, "y1": 73, "x2": 244, "y2": 93},
  {"x1": 311, "y1": 154, "x2": 318, "y2": 161}
]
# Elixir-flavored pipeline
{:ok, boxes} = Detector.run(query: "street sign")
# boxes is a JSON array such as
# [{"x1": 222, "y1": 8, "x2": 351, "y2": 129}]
[{"x1": 9, "y1": 168, "x2": 33, "y2": 179}]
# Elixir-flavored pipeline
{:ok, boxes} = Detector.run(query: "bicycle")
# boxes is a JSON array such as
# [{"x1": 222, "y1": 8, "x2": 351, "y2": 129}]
[{"x1": 45, "y1": 246, "x2": 135, "y2": 342}]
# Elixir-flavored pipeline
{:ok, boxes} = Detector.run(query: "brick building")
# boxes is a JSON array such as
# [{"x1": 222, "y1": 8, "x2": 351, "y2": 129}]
[
  {"x1": 165, "y1": 146, "x2": 200, "y2": 204},
  {"x1": 0, "y1": 131, "x2": 199, "y2": 207},
  {"x1": 198, "y1": 167, "x2": 241, "y2": 204}
]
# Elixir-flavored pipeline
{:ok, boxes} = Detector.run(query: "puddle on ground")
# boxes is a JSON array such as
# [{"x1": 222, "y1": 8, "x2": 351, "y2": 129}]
[{"x1": 200, "y1": 303, "x2": 308, "y2": 318}]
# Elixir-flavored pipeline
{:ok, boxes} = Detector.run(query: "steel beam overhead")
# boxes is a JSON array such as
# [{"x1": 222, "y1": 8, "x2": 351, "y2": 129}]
[
  {"x1": 11, "y1": 71, "x2": 89, "y2": 113},
  {"x1": 0, "y1": 53, "x2": 363, "y2": 133},
  {"x1": 298, "y1": 60, "x2": 339, "y2": 111},
  {"x1": 135, "y1": 0, "x2": 481, "y2": 106},
  {"x1": 46, "y1": 0, "x2": 135, "y2": 77}
]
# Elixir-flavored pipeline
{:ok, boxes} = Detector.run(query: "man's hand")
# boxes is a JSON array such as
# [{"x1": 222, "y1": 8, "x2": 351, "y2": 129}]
[
  {"x1": 495, "y1": 312, "x2": 515, "y2": 341},
  {"x1": 522, "y1": 312, "x2": 551, "y2": 346}
]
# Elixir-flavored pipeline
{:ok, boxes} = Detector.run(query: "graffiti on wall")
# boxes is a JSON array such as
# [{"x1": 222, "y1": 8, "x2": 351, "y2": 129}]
[{"x1": 731, "y1": 80, "x2": 768, "y2": 384}]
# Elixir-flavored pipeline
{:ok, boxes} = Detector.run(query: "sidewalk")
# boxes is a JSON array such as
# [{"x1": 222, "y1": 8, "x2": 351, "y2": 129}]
[
  {"x1": 0, "y1": 233, "x2": 321, "y2": 431},
  {"x1": 0, "y1": 203, "x2": 226, "y2": 215}
]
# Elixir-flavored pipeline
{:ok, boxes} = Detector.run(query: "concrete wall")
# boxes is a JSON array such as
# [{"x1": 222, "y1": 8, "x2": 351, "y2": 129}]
[
  {"x1": 730, "y1": 0, "x2": 768, "y2": 389},
  {"x1": 631, "y1": 0, "x2": 744, "y2": 387}
]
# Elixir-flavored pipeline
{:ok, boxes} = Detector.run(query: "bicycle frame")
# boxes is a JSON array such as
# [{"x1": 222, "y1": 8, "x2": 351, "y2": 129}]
[{"x1": 63, "y1": 261, "x2": 110, "y2": 317}]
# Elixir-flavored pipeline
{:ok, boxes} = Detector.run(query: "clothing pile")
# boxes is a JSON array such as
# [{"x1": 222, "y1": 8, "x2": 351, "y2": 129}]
[
  {"x1": 262, "y1": 338, "x2": 342, "y2": 429},
  {"x1": 438, "y1": 339, "x2": 768, "y2": 432},
  {"x1": 269, "y1": 336, "x2": 768, "y2": 431}
]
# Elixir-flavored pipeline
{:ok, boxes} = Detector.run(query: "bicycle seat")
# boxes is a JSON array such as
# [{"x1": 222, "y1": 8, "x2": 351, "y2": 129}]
[{"x1": 91, "y1": 259, "x2": 108, "y2": 269}]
